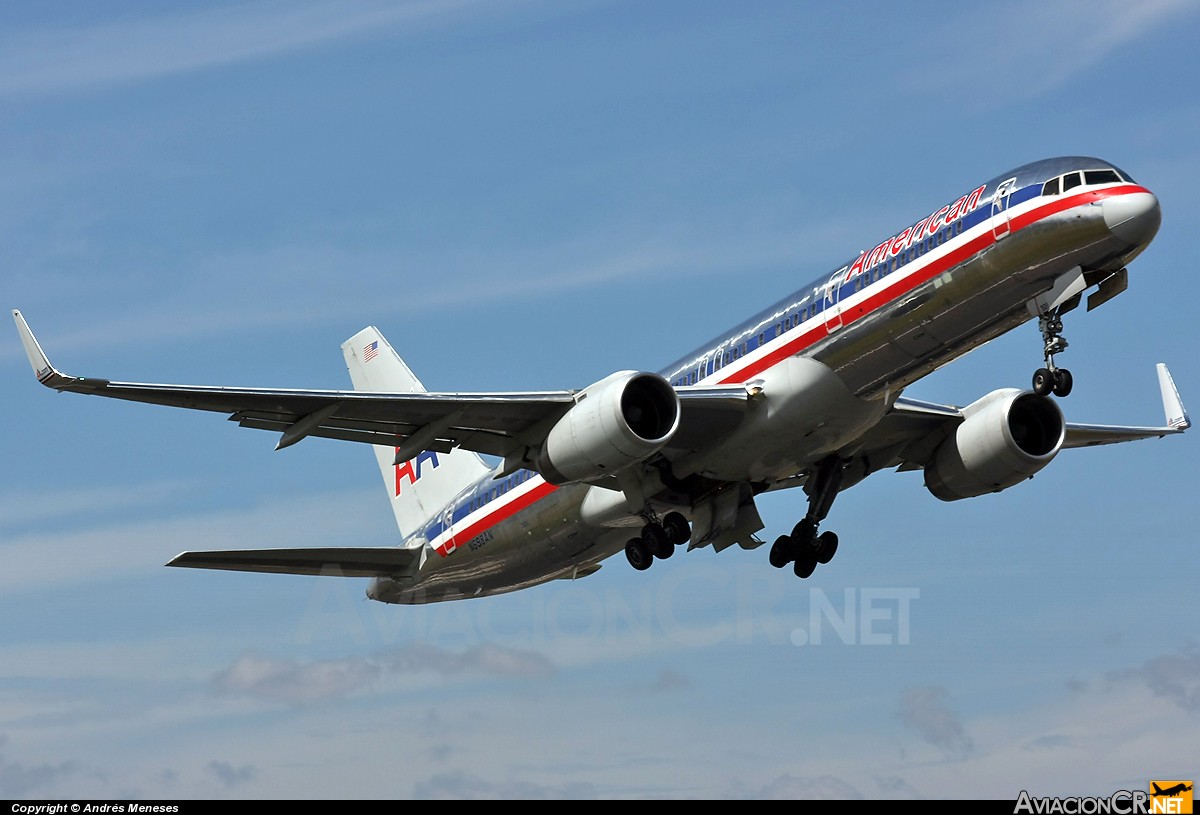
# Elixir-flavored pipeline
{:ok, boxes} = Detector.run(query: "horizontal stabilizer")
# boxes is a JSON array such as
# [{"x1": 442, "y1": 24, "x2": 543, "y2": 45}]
[{"x1": 166, "y1": 546, "x2": 420, "y2": 577}]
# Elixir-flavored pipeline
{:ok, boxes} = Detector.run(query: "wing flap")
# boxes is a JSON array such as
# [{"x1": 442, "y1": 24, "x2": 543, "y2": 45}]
[{"x1": 166, "y1": 547, "x2": 421, "y2": 577}]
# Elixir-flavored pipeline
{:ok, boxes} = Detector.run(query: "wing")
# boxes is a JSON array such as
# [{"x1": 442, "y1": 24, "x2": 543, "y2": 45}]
[
  {"x1": 13, "y1": 310, "x2": 750, "y2": 469},
  {"x1": 861, "y1": 363, "x2": 1189, "y2": 476}
]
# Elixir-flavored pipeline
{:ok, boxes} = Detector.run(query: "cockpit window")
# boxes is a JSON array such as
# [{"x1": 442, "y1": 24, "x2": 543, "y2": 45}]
[
  {"x1": 1044, "y1": 167, "x2": 1131, "y2": 196},
  {"x1": 1085, "y1": 169, "x2": 1121, "y2": 185}
]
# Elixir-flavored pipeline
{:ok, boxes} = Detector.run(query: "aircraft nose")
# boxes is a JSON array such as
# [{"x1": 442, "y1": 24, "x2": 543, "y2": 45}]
[{"x1": 1103, "y1": 190, "x2": 1161, "y2": 247}]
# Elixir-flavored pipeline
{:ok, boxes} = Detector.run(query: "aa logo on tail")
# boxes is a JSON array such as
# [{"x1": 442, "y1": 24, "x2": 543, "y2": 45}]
[
  {"x1": 1150, "y1": 781, "x2": 1193, "y2": 814},
  {"x1": 394, "y1": 449, "x2": 441, "y2": 496}
]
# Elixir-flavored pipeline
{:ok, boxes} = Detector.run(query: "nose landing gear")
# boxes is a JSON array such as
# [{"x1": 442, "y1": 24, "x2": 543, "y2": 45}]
[{"x1": 1032, "y1": 311, "x2": 1073, "y2": 398}]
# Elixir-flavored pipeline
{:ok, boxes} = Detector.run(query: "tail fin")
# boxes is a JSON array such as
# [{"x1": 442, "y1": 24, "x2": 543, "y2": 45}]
[{"x1": 341, "y1": 327, "x2": 491, "y2": 541}]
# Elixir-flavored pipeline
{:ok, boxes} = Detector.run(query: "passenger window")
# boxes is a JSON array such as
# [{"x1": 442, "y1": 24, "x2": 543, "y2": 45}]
[
  {"x1": 1062, "y1": 172, "x2": 1082, "y2": 191},
  {"x1": 1043, "y1": 177, "x2": 1060, "y2": 196}
]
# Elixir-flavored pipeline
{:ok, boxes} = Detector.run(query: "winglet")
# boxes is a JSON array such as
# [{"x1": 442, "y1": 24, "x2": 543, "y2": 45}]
[
  {"x1": 12, "y1": 309, "x2": 72, "y2": 389},
  {"x1": 1157, "y1": 363, "x2": 1190, "y2": 431}
]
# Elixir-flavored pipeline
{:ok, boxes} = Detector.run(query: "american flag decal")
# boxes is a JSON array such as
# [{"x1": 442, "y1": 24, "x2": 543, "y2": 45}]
[{"x1": 363, "y1": 340, "x2": 379, "y2": 362}]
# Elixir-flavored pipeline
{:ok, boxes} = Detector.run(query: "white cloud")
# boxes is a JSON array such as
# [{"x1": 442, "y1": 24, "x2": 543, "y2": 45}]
[
  {"x1": 212, "y1": 642, "x2": 555, "y2": 705},
  {"x1": 0, "y1": 206, "x2": 863, "y2": 367},
  {"x1": 905, "y1": 0, "x2": 1196, "y2": 108},
  {"x1": 410, "y1": 772, "x2": 599, "y2": 800},
  {"x1": 0, "y1": 0, "x2": 494, "y2": 97},
  {"x1": 739, "y1": 774, "x2": 865, "y2": 800},
  {"x1": 206, "y1": 760, "x2": 256, "y2": 789},
  {"x1": 897, "y1": 685, "x2": 974, "y2": 760},
  {"x1": 212, "y1": 653, "x2": 381, "y2": 705},
  {"x1": 0, "y1": 735, "x2": 77, "y2": 797},
  {"x1": 1108, "y1": 643, "x2": 1200, "y2": 713},
  {"x1": 0, "y1": 482, "x2": 187, "y2": 530},
  {"x1": 0, "y1": 488, "x2": 390, "y2": 593}
]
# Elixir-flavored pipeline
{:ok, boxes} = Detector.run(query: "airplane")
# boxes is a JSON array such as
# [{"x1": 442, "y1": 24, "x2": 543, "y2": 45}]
[
  {"x1": 1152, "y1": 783, "x2": 1193, "y2": 798},
  {"x1": 13, "y1": 155, "x2": 1191, "y2": 605}
]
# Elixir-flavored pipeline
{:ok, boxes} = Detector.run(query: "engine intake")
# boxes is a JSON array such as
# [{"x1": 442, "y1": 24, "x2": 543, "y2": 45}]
[
  {"x1": 537, "y1": 371, "x2": 680, "y2": 485},
  {"x1": 924, "y1": 389, "x2": 1065, "y2": 501}
]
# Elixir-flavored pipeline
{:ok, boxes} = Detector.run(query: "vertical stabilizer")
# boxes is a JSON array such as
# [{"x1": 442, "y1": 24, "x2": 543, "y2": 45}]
[{"x1": 341, "y1": 327, "x2": 490, "y2": 540}]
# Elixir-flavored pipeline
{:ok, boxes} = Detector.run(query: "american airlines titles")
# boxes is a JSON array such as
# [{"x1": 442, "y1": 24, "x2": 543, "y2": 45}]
[{"x1": 843, "y1": 183, "x2": 987, "y2": 283}]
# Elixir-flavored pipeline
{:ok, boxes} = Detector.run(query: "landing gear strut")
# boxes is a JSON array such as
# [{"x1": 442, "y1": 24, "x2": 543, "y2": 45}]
[
  {"x1": 624, "y1": 511, "x2": 691, "y2": 571},
  {"x1": 1032, "y1": 311, "x2": 1073, "y2": 398},
  {"x1": 769, "y1": 455, "x2": 843, "y2": 579}
]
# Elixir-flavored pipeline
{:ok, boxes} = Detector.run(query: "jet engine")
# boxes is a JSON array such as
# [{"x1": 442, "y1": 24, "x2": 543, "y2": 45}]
[
  {"x1": 537, "y1": 371, "x2": 680, "y2": 485},
  {"x1": 924, "y1": 389, "x2": 1065, "y2": 501}
]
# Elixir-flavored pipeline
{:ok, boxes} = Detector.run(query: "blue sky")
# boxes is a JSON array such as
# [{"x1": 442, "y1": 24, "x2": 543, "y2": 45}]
[{"x1": 2, "y1": 0, "x2": 1198, "y2": 800}]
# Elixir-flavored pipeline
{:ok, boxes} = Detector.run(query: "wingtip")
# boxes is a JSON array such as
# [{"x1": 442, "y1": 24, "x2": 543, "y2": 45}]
[
  {"x1": 11, "y1": 309, "x2": 66, "y2": 387},
  {"x1": 1156, "y1": 363, "x2": 1190, "y2": 431}
]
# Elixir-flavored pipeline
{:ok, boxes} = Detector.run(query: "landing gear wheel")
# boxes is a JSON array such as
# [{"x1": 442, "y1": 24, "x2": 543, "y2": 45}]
[
  {"x1": 1032, "y1": 368, "x2": 1055, "y2": 396},
  {"x1": 816, "y1": 531, "x2": 839, "y2": 565},
  {"x1": 791, "y1": 519, "x2": 816, "y2": 547},
  {"x1": 625, "y1": 538, "x2": 652, "y2": 571},
  {"x1": 662, "y1": 512, "x2": 691, "y2": 547},
  {"x1": 769, "y1": 535, "x2": 793, "y2": 568},
  {"x1": 794, "y1": 552, "x2": 817, "y2": 579},
  {"x1": 642, "y1": 523, "x2": 672, "y2": 559},
  {"x1": 1053, "y1": 368, "x2": 1073, "y2": 398}
]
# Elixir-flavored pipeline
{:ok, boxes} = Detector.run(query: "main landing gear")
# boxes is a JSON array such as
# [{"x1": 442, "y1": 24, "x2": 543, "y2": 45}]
[
  {"x1": 1032, "y1": 310, "x2": 1073, "y2": 398},
  {"x1": 624, "y1": 511, "x2": 691, "y2": 571},
  {"x1": 769, "y1": 455, "x2": 843, "y2": 579}
]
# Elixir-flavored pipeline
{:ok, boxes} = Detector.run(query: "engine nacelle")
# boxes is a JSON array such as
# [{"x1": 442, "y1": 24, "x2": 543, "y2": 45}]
[
  {"x1": 537, "y1": 371, "x2": 680, "y2": 486},
  {"x1": 924, "y1": 389, "x2": 1065, "y2": 502}
]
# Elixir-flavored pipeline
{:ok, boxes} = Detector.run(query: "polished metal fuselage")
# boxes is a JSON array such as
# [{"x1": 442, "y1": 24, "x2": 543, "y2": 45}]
[{"x1": 370, "y1": 157, "x2": 1158, "y2": 603}]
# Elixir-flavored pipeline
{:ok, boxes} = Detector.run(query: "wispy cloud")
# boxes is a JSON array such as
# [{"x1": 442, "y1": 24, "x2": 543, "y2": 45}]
[
  {"x1": 410, "y1": 772, "x2": 599, "y2": 800},
  {"x1": 904, "y1": 0, "x2": 1196, "y2": 109},
  {"x1": 0, "y1": 482, "x2": 187, "y2": 531},
  {"x1": 648, "y1": 668, "x2": 690, "y2": 693},
  {"x1": 897, "y1": 685, "x2": 974, "y2": 760},
  {"x1": 0, "y1": 488, "x2": 391, "y2": 594},
  {"x1": 0, "y1": 734, "x2": 76, "y2": 797},
  {"x1": 2, "y1": 209, "x2": 861, "y2": 366},
  {"x1": 206, "y1": 761, "x2": 256, "y2": 789},
  {"x1": 212, "y1": 642, "x2": 555, "y2": 705},
  {"x1": 0, "y1": 0, "x2": 494, "y2": 98},
  {"x1": 212, "y1": 653, "x2": 381, "y2": 705},
  {"x1": 733, "y1": 774, "x2": 864, "y2": 800},
  {"x1": 1108, "y1": 643, "x2": 1200, "y2": 713}
]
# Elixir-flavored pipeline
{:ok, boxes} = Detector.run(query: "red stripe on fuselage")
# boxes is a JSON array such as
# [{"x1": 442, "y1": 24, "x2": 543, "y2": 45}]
[
  {"x1": 434, "y1": 480, "x2": 559, "y2": 557},
  {"x1": 435, "y1": 184, "x2": 1148, "y2": 557},
  {"x1": 715, "y1": 184, "x2": 1147, "y2": 385}
]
